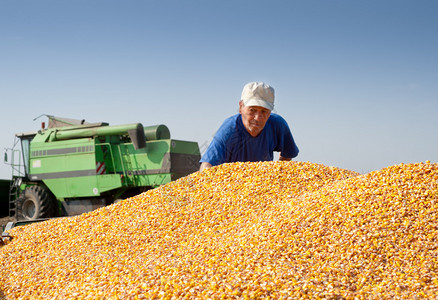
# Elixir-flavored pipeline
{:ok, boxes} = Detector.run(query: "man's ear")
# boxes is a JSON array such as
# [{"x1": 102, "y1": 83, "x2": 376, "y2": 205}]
[{"x1": 239, "y1": 100, "x2": 244, "y2": 113}]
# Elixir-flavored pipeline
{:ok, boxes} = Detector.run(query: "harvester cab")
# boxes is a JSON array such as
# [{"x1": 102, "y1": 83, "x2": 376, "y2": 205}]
[{"x1": 4, "y1": 115, "x2": 201, "y2": 221}]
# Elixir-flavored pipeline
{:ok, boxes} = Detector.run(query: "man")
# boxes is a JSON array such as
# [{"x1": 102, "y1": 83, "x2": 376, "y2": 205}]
[{"x1": 199, "y1": 81, "x2": 299, "y2": 171}]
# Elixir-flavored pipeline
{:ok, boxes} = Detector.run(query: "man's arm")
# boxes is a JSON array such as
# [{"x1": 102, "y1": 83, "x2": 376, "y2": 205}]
[
  {"x1": 199, "y1": 162, "x2": 213, "y2": 171},
  {"x1": 279, "y1": 155, "x2": 291, "y2": 161}
]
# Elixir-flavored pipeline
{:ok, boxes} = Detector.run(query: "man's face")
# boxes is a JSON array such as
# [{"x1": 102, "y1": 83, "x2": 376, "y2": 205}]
[{"x1": 239, "y1": 101, "x2": 271, "y2": 137}]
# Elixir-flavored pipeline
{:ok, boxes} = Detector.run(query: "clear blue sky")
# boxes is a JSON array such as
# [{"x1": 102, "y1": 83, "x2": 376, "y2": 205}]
[{"x1": 1, "y1": 0, "x2": 437, "y2": 179}]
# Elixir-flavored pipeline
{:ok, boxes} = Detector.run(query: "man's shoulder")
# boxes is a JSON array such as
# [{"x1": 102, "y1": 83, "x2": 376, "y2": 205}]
[
  {"x1": 217, "y1": 114, "x2": 240, "y2": 131},
  {"x1": 267, "y1": 113, "x2": 289, "y2": 126},
  {"x1": 211, "y1": 114, "x2": 243, "y2": 146},
  {"x1": 268, "y1": 113, "x2": 286, "y2": 121},
  {"x1": 222, "y1": 114, "x2": 240, "y2": 124}
]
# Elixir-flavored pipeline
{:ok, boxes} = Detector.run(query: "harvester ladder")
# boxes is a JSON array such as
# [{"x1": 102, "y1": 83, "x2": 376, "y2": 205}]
[
  {"x1": 8, "y1": 177, "x2": 21, "y2": 218},
  {"x1": 4, "y1": 146, "x2": 25, "y2": 219}
]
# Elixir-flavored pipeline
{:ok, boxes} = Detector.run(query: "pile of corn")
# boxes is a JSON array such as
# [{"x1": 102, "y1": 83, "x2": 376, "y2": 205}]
[{"x1": 1, "y1": 161, "x2": 437, "y2": 299}]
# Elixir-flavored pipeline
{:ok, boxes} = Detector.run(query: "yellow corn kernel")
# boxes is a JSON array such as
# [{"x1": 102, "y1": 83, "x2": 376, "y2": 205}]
[{"x1": 0, "y1": 161, "x2": 437, "y2": 299}]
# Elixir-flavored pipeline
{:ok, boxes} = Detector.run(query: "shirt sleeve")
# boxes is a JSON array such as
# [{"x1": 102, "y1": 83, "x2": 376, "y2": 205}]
[
  {"x1": 200, "y1": 116, "x2": 235, "y2": 166},
  {"x1": 273, "y1": 115, "x2": 299, "y2": 159},
  {"x1": 200, "y1": 135, "x2": 227, "y2": 166}
]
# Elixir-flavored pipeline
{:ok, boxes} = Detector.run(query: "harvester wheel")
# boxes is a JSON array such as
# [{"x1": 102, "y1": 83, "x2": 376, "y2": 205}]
[{"x1": 16, "y1": 186, "x2": 56, "y2": 220}]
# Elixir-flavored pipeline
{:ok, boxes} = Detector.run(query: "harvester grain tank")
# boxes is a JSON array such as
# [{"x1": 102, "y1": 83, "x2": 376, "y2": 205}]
[{"x1": 4, "y1": 116, "x2": 200, "y2": 220}]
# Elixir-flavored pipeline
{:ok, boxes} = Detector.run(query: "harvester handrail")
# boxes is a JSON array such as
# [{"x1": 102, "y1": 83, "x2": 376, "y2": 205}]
[
  {"x1": 95, "y1": 141, "x2": 131, "y2": 179},
  {"x1": 95, "y1": 142, "x2": 118, "y2": 175},
  {"x1": 117, "y1": 143, "x2": 129, "y2": 178},
  {"x1": 4, "y1": 149, "x2": 25, "y2": 178}
]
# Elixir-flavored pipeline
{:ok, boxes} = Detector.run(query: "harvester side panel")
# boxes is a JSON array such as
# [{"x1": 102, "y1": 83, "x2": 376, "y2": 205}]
[
  {"x1": 124, "y1": 139, "x2": 200, "y2": 186},
  {"x1": 95, "y1": 174, "x2": 124, "y2": 194},
  {"x1": 167, "y1": 139, "x2": 201, "y2": 177},
  {"x1": 115, "y1": 143, "x2": 170, "y2": 188},
  {"x1": 29, "y1": 138, "x2": 108, "y2": 198}
]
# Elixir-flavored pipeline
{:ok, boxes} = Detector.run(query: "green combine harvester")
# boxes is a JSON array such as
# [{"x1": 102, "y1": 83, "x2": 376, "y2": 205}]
[{"x1": 3, "y1": 115, "x2": 201, "y2": 221}]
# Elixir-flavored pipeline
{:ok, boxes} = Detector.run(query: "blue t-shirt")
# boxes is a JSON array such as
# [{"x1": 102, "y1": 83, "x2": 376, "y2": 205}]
[{"x1": 200, "y1": 113, "x2": 299, "y2": 166}]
